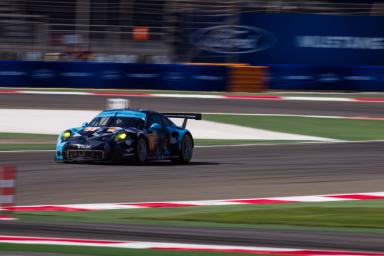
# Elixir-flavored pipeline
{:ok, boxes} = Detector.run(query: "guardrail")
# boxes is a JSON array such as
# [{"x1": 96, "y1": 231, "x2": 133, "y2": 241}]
[
  {"x1": 0, "y1": 61, "x2": 229, "y2": 91},
  {"x1": 0, "y1": 61, "x2": 269, "y2": 92},
  {"x1": 1, "y1": 60, "x2": 382, "y2": 91}
]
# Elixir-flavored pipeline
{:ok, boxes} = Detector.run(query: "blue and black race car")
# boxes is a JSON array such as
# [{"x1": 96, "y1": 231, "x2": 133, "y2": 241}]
[{"x1": 55, "y1": 109, "x2": 201, "y2": 164}]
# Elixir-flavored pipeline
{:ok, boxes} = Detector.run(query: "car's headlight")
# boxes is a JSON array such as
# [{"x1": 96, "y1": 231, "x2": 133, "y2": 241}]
[
  {"x1": 115, "y1": 133, "x2": 127, "y2": 141},
  {"x1": 62, "y1": 130, "x2": 72, "y2": 140}
]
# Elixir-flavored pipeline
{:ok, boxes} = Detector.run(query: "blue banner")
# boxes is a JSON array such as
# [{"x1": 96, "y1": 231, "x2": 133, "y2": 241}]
[
  {"x1": 239, "y1": 13, "x2": 384, "y2": 66},
  {"x1": 0, "y1": 61, "x2": 228, "y2": 91},
  {"x1": 187, "y1": 12, "x2": 384, "y2": 91},
  {"x1": 190, "y1": 13, "x2": 384, "y2": 66},
  {"x1": 269, "y1": 65, "x2": 384, "y2": 91}
]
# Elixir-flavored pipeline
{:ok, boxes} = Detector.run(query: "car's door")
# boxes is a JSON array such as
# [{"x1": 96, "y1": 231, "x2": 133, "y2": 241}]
[
  {"x1": 146, "y1": 114, "x2": 166, "y2": 157},
  {"x1": 160, "y1": 115, "x2": 177, "y2": 156}
]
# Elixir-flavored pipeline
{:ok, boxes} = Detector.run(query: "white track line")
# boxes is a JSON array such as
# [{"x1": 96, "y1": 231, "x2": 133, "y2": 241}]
[
  {"x1": 19, "y1": 90, "x2": 92, "y2": 96},
  {"x1": 155, "y1": 93, "x2": 224, "y2": 99},
  {"x1": 283, "y1": 96, "x2": 355, "y2": 102}
]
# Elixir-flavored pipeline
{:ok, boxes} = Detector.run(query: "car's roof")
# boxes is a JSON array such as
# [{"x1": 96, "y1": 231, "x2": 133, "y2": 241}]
[{"x1": 97, "y1": 109, "x2": 159, "y2": 120}]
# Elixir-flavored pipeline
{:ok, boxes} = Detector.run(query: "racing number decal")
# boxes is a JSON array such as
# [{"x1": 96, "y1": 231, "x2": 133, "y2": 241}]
[
  {"x1": 84, "y1": 127, "x2": 98, "y2": 132},
  {"x1": 147, "y1": 133, "x2": 157, "y2": 152},
  {"x1": 148, "y1": 133, "x2": 168, "y2": 155}
]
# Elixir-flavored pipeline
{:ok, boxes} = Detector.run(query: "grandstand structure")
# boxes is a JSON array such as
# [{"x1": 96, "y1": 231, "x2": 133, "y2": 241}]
[{"x1": 0, "y1": 0, "x2": 382, "y2": 62}]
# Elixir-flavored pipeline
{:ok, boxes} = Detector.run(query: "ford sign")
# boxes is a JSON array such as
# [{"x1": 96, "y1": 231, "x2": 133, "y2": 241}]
[{"x1": 192, "y1": 25, "x2": 276, "y2": 54}]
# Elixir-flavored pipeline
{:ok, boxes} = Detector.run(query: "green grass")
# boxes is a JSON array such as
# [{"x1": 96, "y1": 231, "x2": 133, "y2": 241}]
[
  {"x1": 0, "y1": 144, "x2": 54, "y2": 151},
  {"x1": 204, "y1": 114, "x2": 384, "y2": 141},
  {"x1": 0, "y1": 244, "x2": 269, "y2": 256},
  {"x1": 15, "y1": 200, "x2": 384, "y2": 231},
  {"x1": 0, "y1": 140, "x2": 297, "y2": 152},
  {"x1": 161, "y1": 205, "x2": 384, "y2": 229},
  {"x1": 0, "y1": 132, "x2": 310, "y2": 151},
  {"x1": 195, "y1": 139, "x2": 307, "y2": 146},
  {"x1": 0, "y1": 133, "x2": 56, "y2": 150},
  {"x1": 0, "y1": 132, "x2": 57, "y2": 140}
]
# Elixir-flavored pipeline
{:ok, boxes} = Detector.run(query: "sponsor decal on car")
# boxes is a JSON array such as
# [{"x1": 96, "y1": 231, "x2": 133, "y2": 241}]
[
  {"x1": 73, "y1": 144, "x2": 92, "y2": 149},
  {"x1": 84, "y1": 127, "x2": 98, "y2": 132}
]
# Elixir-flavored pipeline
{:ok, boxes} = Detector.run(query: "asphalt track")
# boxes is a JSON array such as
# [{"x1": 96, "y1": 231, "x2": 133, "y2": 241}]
[
  {"x1": 1, "y1": 93, "x2": 384, "y2": 116},
  {"x1": 1, "y1": 142, "x2": 384, "y2": 205},
  {"x1": 1, "y1": 93, "x2": 384, "y2": 252}
]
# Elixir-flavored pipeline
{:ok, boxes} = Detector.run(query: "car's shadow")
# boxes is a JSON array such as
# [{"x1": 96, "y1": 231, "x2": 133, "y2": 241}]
[
  {"x1": 57, "y1": 158, "x2": 221, "y2": 167},
  {"x1": 86, "y1": 161, "x2": 220, "y2": 167}
]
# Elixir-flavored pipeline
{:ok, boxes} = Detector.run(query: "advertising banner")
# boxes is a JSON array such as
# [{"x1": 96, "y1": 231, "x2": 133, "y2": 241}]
[
  {"x1": 190, "y1": 13, "x2": 384, "y2": 66},
  {"x1": 269, "y1": 65, "x2": 384, "y2": 91},
  {"x1": 0, "y1": 61, "x2": 228, "y2": 91},
  {"x1": 189, "y1": 12, "x2": 384, "y2": 90},
  {"x1": 239, "y1": 13, "x2": 384, "y2": 66}
]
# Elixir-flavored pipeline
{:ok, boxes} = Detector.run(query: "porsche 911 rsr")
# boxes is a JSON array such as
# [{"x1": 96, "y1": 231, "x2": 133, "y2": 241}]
[{"x1": 55, "y1": 109, "x2": 201, "y2": 164}]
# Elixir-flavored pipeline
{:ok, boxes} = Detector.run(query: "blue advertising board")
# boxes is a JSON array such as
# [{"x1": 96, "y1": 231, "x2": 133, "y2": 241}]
[
  {"x1": 189, "y1": 12, "x2": 384, "y2": 90},
  {"x1": 0, "y1": 61, "x2": 228, "y2": 91},
  {"x1": 269, "y1": 65, "x2": 384, "y2": 91},
  {"x1": 239, "y1": 13, "x2": 384, "y2": 66},
  {"x1": 191, "y1": 13, "x2": 384, "y2": 66}
]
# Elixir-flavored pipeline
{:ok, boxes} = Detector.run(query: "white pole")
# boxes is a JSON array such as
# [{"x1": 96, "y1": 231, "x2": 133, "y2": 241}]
[{"x1": 76, "y1": 0, "x2": 90, "y2": 48}]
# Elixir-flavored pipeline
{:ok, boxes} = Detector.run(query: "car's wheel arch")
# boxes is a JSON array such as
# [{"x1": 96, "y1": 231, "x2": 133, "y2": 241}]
[{"x1": 179, "y1": 131, "x2": 194, "y2": 148}]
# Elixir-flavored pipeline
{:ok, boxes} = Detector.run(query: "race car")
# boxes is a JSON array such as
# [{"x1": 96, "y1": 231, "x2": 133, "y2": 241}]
[{"x1": 55, "y1": 109, "x2": 201, "y2": 164}]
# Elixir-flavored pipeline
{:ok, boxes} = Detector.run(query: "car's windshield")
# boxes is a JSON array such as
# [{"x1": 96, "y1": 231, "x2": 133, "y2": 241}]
[
  {"x1": 89, "y1": 116, "x2": 145, "y2": 129},
  {"x1": 89, "y1": 116, "x2": 113, "y2": 127}
]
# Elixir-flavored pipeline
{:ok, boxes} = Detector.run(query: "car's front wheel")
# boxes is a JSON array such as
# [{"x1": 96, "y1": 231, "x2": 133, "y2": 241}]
[{"x1": 135, "y1": 137, "x2": 148, "y2": 163}]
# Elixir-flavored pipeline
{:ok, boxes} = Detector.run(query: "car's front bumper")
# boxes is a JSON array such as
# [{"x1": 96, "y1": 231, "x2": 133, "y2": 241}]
[
  {"x1": 66, "y1": 149, "x2": 105, "y2": 161},
  {"x1": 56, "y1": 139, "x2": 136, "y2": 162}
]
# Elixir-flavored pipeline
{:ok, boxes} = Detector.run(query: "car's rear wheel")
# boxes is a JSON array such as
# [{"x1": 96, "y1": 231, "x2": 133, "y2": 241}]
[
  {"x1": 135, "y1": 137, "x2": 148, "y2": 163},
  {"x1": 172, "y1": 134, "x2": 193, "y2": 164}
]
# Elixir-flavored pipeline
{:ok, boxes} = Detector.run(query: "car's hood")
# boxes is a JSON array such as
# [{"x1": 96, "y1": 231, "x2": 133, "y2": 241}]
[
  {"x1": 67, "y1": 127, "x2": 139, "y2": 142},
  {"x1": 79, "y1": 127, "x2": 137, "y2": 136}
]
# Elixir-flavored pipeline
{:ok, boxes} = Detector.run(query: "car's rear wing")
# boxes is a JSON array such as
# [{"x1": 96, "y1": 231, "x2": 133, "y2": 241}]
[{"x1": 162, "y1": 113, "x2": 202, "y2": 128}]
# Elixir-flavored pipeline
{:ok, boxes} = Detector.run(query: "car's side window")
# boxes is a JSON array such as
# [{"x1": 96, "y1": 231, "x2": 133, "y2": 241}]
[
  {"x1": 146, "y1": 114, "x2": 163, "y2": 128},
  {"x1": 161, "y1": 116, "x2": 174, "y2": 127}
]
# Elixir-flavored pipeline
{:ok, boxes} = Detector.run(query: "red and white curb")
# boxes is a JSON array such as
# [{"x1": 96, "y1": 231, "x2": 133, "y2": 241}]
[
  {"x1": 0, "y1": 215, "x2": 17, "y2": 221},
  {"x1": 2, "y1": 192, "x2": 384, "y2": 212},
  {"x1": 0, "y1": 166, "x2": 17, "y2": 220},
  {"x1": 2, "y1": 89, "x2": 384, "y2": 102},
  {"x1": 0, "y1": 235, "x2": 382, "y2": 256}
]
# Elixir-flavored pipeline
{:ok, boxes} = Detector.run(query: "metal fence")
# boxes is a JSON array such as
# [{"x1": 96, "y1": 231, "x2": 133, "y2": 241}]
[{"x1": 0, "y1": 0, "x2": 382, "y2": 62}]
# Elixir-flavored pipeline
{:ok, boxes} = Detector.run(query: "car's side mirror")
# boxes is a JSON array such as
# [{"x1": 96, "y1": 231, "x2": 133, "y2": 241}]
[
  {"x1": 82, "y1": 122, "x2": 89, "y2": 128},
  {"x1": 149, "y1": 123, "x2": 161, "y2": 130}
]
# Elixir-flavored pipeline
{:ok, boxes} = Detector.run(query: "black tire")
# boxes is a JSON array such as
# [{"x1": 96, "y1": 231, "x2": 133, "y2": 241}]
[
  {"x1": 135, "y1": 137, "x2": 148, "y2": 163},
  {"x1": 172, "y1": 134, "x2": 193, "y2": 164}
]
